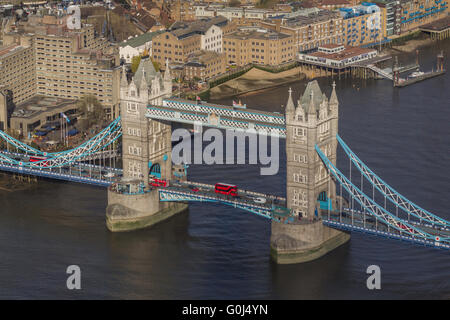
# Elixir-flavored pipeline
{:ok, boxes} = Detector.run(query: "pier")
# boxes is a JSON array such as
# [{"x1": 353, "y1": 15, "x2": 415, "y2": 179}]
[
  {"x1": 420, "y1": 16, "x2": 450, "y2": 40},
  {"x1": 394, "y1": 52, "x2": 446, "y2": 87}
]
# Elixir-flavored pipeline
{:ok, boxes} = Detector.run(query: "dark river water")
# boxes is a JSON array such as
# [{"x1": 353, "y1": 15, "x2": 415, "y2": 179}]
[{"x1": 0, "y1": 41, "x2": 449, "y2": 299}]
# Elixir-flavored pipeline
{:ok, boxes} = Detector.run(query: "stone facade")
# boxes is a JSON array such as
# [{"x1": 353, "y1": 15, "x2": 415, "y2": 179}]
[
  {"x1": 120, "y1": 58, "x2": 173, "y2": 185},
  {"x1": 270, "y1": 80, "x2": 349, "y2": 264},
  {"x1": 285, "y1": 80, "x2": 338, "y2": 219}
]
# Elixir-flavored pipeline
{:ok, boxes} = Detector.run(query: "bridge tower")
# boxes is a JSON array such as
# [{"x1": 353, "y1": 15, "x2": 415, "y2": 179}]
[
  {"x1": 106, "y1": 59, "x2": 187, "y2": 232},
  {"x1": 270, "y1": 80, "x2": 350, "y2": 264}
]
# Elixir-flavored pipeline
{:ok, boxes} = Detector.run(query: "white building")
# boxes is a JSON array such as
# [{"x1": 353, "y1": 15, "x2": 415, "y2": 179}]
[
  {"x1": 297, "y1": 44, "x2": 378, "y2": 68},
  {"x1": 201, "y1": 24, "x2": 222, "y2": 53},
  {"x1": 119, "y1": 31, "x2": 164, "y2": 64}
]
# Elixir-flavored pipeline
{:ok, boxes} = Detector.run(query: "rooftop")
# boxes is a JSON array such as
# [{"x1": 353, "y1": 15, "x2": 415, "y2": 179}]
[
  {"x1": 12, "y1": 96, "x2": 77, "y2": 119},
  {"x1": 282, "y1": 9, "x2": 341, "y2": 27},
  {"x1": 119, "y1": 31, "x2": 165, "y2": 48},
  {"x1": 185, "y1": 50, "x2": 224, "y2": 67},
  {"x1": 169, "y1": 16, "x2": 229, "y2": 39},
  {"x1": 307, "y1": 45, "x2": 376, "y2": 61},
  {"x1": 226, "y1": 27, "x2": 291, "y2": 40},
  {"x1": 0, "y1": 44, "x2": 28, "y2": 59}
]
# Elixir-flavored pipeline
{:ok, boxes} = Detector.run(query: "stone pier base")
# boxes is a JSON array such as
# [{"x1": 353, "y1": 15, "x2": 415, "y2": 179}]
[
  {"x1": 270, "y1": 219, "x2": 350, "y2": 264},
  {"x1": 106, "y1": 189, "x2": 188, "y2": 232}
]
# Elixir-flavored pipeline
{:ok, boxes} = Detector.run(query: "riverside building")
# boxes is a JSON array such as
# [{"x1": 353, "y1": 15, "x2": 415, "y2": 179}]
[
  {"x1": 223, "y1": 27, "x2": 295, "y2": 66},
  {"x1": 1, "y1": 14, "x2": 121, "y2": 119}
]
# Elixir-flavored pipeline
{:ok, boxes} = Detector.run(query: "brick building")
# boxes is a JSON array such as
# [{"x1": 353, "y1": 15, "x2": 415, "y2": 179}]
[{"x1": 223, "y1": 27, "x2": 295, "y2": 66}]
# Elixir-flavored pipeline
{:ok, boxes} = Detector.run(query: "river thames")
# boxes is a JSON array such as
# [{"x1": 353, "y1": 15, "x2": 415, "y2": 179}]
[{"x1": 0, "y1": 41, "x2": 449, "y2": 299}]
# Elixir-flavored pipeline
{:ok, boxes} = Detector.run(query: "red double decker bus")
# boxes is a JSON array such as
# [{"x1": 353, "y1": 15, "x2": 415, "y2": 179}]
[
  {"x1": 215, "y1": 183, "x2": 238, "y2": 196},
  {"x1": 150, "y1": 178, "x2": 167, "y2": 188},
  {"x1": 29, "y1": 156, "x2": 49, "y2": 167}
]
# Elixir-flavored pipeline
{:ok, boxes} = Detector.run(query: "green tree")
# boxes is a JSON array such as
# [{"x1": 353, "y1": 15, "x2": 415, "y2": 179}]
[
  {"x1": 131, "y1": 55, "x2": 142, "y2": 73},
  {"x1": 77, "y1": 95, "x2": 106, "y2": 127}
]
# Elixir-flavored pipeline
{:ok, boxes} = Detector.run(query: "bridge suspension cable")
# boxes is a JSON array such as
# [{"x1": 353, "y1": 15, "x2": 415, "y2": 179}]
[
  {"x1": 337, "y1": 134, "x2": 450, "y2": 228},
  {"x1": 0, "y1": 117, "x2": 122, "y2": 168},
  {"x1": 316, "y1": 145, "x2": 448, "y2": 242}
]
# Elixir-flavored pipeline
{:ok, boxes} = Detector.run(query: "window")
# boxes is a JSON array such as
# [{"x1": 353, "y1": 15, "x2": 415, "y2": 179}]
[
  {"x1": 293, "y1": 154, "x2": 307, "y2": 163},
  {"x1": 293, "y1": 172, "x2": 307, "y2": 184},
  {"x1": 127, "y1": 102, "x2": 137, "y2": 113},
  {"x1": 295, "y1": 127, "x2": 306, "y2": 137}
]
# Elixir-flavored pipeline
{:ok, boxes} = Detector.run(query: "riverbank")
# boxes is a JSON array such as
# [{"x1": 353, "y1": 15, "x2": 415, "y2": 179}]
[
  {"x1": 0, "y1": 173, "x2": 36, "y2": 192},
  {"x1": 387, "y1": 37, "x2": 435, "y2": 53},
  {"x1": 210, "y1": 65, "x2": 320, "y2": 100},
  {"x1": 210, "y1": 34, "x2": 446, "y2": 100}
]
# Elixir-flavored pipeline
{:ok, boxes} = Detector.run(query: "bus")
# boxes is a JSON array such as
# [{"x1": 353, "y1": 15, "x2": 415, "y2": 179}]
[
  {"x1": 214, "y1": 183, "x2": 238, "y2": 196},
  {"x1": 29, "y1": 156, "x2": 49, "y2": 167},
  {"x1": 150, "y1": 178, "x2": 167, "y2": 188}
]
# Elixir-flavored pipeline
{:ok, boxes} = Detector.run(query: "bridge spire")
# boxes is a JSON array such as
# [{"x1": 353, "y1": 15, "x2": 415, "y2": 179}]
[
  {"x1": 285, "y1": 87, "x2": 295, "y2": 115},
  {"x1": 330, "y1": 81, "x2": 338, "y2": 106},
  {"x1": 307, "y1": 90, "x2": 316, "y2": 115},
  {"x1": 120, "y1": 65, "x2": 128, "y2": 87}
]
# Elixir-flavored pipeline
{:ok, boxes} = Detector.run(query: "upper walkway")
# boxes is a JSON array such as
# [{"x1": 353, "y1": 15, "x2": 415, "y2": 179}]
[{"x1": 146, "y1": 98, "x2": 287, "y2": 137}]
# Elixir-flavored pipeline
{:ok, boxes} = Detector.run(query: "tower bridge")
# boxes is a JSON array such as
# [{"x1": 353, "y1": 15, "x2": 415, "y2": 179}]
[{"x1": 0, "y1": 58, "x2": 448, "y2": 263}]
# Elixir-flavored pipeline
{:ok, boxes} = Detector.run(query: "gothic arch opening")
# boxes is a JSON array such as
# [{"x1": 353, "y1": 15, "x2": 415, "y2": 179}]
[{"x1": 149, "y1": 163, "x2": 161, "y2": 179}]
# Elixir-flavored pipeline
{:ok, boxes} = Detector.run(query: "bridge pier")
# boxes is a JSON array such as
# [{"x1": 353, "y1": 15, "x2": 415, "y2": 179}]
[
  {"x1": 106, "y1": 187, "x2": 188, "y2": 232},
  {"x1": 270, "y1": 220, "x2": 350, "y2": 264}
]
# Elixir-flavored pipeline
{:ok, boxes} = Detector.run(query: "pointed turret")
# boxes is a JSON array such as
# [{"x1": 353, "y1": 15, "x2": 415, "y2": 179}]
[
  {"x1": 285, "y1": 87, "x2": 295, "y2": 115},
  {"x1": 164, "y1": 59, "x2": 171, "y2": 82},
  {"x1": 120, "y1": 65, "x2": 128, "y2": 87},
  {"x1": 307, "y1": 90, "x2": 316, "y2": 115},
  {"x1": 329, "y1": 81, "x2": 338, "y2": 106},
  {"x1": 139, "y1": 70, "x2": 148, "y2": 101}
]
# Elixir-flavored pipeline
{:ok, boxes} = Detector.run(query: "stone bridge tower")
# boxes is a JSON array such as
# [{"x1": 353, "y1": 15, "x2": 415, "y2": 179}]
[
  {"x1": 270, "y1": 80, "x2": 350, "y2": 264},
  {"x1": 285, "y1": 80, "x2": 338, "y2": 219},
  {"x1": 106, "y1": 59, "x2": 187, "y2": 232},
  {"x1": 119, "y1": 58, "x2": 173, "y2": 185}
]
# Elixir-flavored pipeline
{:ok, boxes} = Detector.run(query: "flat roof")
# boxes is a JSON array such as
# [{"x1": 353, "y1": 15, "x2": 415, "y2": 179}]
[
  {"x1": 307, "y1": 45, "x2": 376, "y2": 61},
  {"x1": 12, "y1": 96, "x2": 77, "y2": 119},
  {"x1": 226, "y1": 28, "x2": 291, "y2": 40},
  {"x1": 419, "y1": 16, "x2": 450, "y2": 32},
  {"x1": 0, "y1": 44, "x2": 28, "y2": 58}
]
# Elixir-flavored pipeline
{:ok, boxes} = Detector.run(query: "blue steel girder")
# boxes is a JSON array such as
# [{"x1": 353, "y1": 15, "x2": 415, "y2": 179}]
[
  {"x1": 146, "y1": 98, "x2": 287, "y2": 138},
  {"x1": 315, "y1": 145, "x2": 447, "y2": 243},
  {"x1": 0, "y1": 117, "x2": 121, "y2": 157},
  {"x1": 337, "y1": 134, "x2": 450, "y2": 227},
  {"x1": 0, "y1": 119, "x2": 122, "y2": 169},
  {"x1": 0, "y1": 162, "x2": 114, "y2": 187},
  {"x1": 322, "y1": 218, "x2": 450, "y2": 250},
  {"x1": 146, "y1": 107, "x2": 286, "y2": 138}
]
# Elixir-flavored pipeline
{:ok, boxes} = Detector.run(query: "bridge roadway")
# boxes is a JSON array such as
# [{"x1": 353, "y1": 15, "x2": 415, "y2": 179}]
[
  {"x1": 0, "y1": 151, "x2": 122, "y2": 187},
  {"x1": 158, "y1": 180, "x2": 291, "y2": 222},
  {"x1": 2, "y1": 147, "x2": 449, "y2": 248},
  {"x1": 321, "y1": 209, "x2": 450, "y2": 249}
]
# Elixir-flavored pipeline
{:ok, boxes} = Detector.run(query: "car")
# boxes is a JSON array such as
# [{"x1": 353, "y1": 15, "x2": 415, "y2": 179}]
[
  {"x1": 252, "y1": 196, "x2": 266, "y2": 204},
  {"x1": 188, "y1": 184, "x2": 200, "y2": 192},
  {"x1": 104, "y1": 171, "x2": 115, "y2": 178}
]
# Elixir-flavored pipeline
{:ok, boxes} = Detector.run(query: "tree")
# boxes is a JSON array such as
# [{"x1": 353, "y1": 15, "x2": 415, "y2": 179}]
[
  {"x1": 229, "y1": 0, "x2": 241, "y2": 7},
  {"x1": 77, "y1": 95, "x2": 105, "y2": 127},
  {"x1": 131, "y1": 55, "x2": 142, "y2": 73}
]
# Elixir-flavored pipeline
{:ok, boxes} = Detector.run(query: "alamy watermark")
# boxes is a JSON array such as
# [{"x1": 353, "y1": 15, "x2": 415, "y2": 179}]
[
  {"x1": 171, "y1": 123, "x2": 280, "y2": 176},
  {"x1": 366, "y1": 265, "x2": 381, "y2": 290},
  {"x1": 66, "y1": 265, "x2": 81, "y2": 290}
]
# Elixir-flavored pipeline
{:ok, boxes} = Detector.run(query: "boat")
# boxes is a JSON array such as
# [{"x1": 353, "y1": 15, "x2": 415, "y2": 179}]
[
  {"x1": 408, "y1": 71, "x2": 425, "y2": 78},
  {"x1": 232, "y1": 99, "x2": 247, "y2": 109}
]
